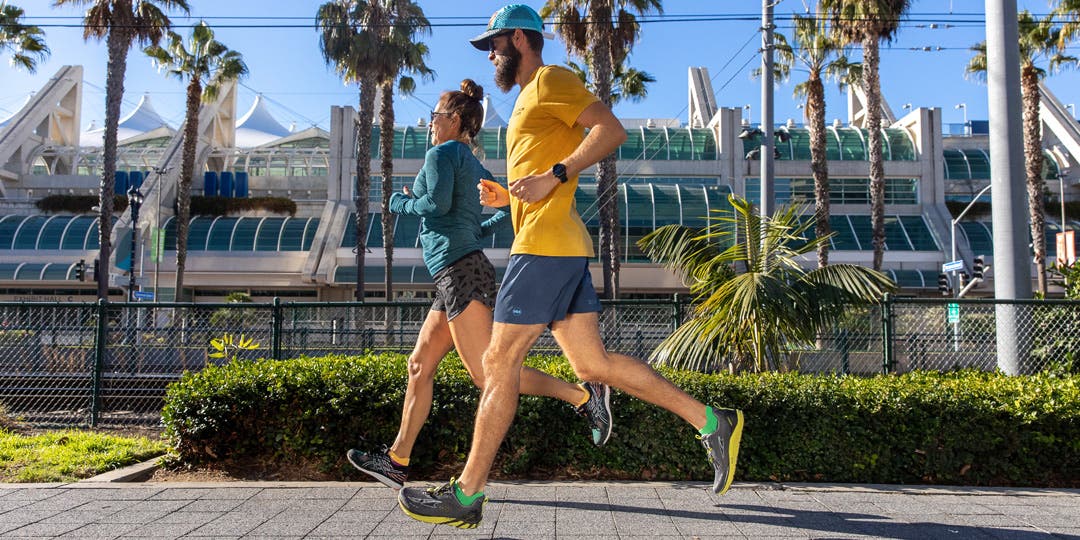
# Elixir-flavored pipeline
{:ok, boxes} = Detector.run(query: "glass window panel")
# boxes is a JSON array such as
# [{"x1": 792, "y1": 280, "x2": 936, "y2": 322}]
[
  {"x1": 959, "y1": 221, "x2": 994, "y2": 255},
  {"x1": 402, "y1": 127, "x2": 429, "y2": 159},
  {"x1": 366, "y1": 213, "x2": 383, "y2": 248},
  {"x1": 678, "y1": 185, "x2": 710, "y2": 227},
  {"x1": 642, "y1": 128, "x2": 667, "y2": 160},
  {"x1": 942, "y1": 149, "x2": 968, "y2": 180},
  {"x1": 37, "y1": 216, "x2": 68, "y2": 249},
  {"x1": 13, "y1": 216, "x2": 48, "y2": 249},
  {"x1": 0, "y1": 216, "x2": 23, "y2": 249},
  {"x1": 885, "y1": 128, "x2": 917, "y2": 160},
  {"x1": 206, "y1": 218, "x2": 238, "y2": 251},
  {"x1": 618, "y1": 128, "x2": 645, "y2": 160},
  {"x1": 787, "y1": 128, "x2": 812, "y2": 160},
  {"x1": 900, "y1": 215, "x2": 938, "y2": 250},
  {"x1": 892, "y1": 269, "x2": 924, "y2": 288},
  {"x1": 667, "y1": 129, "x2": 694, "y2": 160},
  {"x1": 478, "y1": 127, "x2": 504, "y2": 160},
  {"x1": 42, "y1": 262, "x2": 71, "y2": 280},
  {"x1": 625, "y1": 226, "x2": 653, "y2": 262},
  {"x1": 61, "y1": 216, "x2": 95, "y2": 250},
  {"x1": 884, "y1": 178, "x2": 919, "y2": 204},
  {"x1": 393, "y1": 214, "x2": 422, "y2": 248},
  {"x1": 962, "y1": 149, "x2": 991, "y2": 179},
  {"x1": 575, "y1": 184, "x2": 600, "y2": 226},
  {"x1": 281, "y1": 217, "x2": 310, "y2": 251},
  {"x1": 302, "y1": 218, "x2": 319, "y2": 250},
  {"x1": 690, "y1": 128, "x2": 718, "y2": 160},
  {"x1": 653, "y1": 185, "x2": 681, "y2": 225},
  {"x1": 624, "y1": 184, "x2": 653, "y2": 226},
  {"x1": 230, "y1": 217, "x2": 259, "y2": 251},
  {"x1": 254, "y1": 218, "x2": 286, "y2": 251},
  {"x1": 883, "y1": 216, "x2": 911, "y2": 250},
  {"x1": 825, "y1": 127, "x2": 842, "y2": 160},
  {"x1": 836, "y1": 128, "x2": 867, "y2": 160},
  {"x1": 15, "y1": 263, "x2": 46, "y2": 280}
]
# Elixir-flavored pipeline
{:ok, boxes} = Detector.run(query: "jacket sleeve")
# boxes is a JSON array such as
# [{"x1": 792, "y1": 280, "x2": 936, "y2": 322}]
[
  {"x1": 392, "y1": 148, "x2": 455, "y2": 217},
  {"x1": 480, "y1": 207, "x2": 510, "y2": 239}
]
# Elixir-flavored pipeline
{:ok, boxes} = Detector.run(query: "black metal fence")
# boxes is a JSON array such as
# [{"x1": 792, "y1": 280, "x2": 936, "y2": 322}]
[{"x1": 0, "y1": 296, "x2": 1077, "y2": 427}]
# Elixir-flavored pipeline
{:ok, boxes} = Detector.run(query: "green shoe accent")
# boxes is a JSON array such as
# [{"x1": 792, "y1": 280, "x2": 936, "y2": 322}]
[
  {"x1": 699, "y1": 405, "x2": 719, "y2": 436},
  {"x1": 453, "y1": 479, "x2": 484, "y2": 506}
]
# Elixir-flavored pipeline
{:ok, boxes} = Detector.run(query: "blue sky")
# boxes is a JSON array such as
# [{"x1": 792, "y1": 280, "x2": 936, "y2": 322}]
[{"x1": 3, "y1": 0, "x2": 1079, "y2": 133}]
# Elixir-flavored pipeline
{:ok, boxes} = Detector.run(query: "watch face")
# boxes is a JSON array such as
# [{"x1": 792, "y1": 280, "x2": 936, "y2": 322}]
[{"x1": 553, "y1": 164, "x2": 567, "y2": 182}]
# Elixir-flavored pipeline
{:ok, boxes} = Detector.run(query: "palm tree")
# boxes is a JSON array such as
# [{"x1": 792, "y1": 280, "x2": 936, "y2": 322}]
[
  {"x1": 565, "y1": 58, "x2": 655, "y2": 106},
  {"x1": 371, "y1": 1, "x2": 431, "y2": 301},
  {"x1": 542, "y1": 0, "x2": 663, "y2": 299},
  {"x1": 54, "y1": 0, "x2": 189, "y2": 299},
  {"x1": 966, "y1": 11, "x2": 1077, "y2": 296},
  {"x1": 772, "y1": 12, "x2": 860, "y2": 268},
  {"x1": 317, "y1": 0, "x2": 390, "y2": 301},
  {"x1": 144, "y1": 22, "x2": 247, "y2": 300},
  {"x1": 638, "y1": 195, "x2": 895, "y2": 372},
  {"x1": 0, "y1": 4, "x2": 49, "y2": 73},
  {"x1": 820, "y1": 0, "x2": 911, "y2": 272}
]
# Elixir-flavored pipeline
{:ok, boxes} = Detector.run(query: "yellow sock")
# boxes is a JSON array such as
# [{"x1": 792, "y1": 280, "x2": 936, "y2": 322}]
[
  {"x1": 389, "y1": 449, "x2": 410, "y2": 466},
  {"x1": 574, "y1": 384, "x2": 591, "y2": 407}
]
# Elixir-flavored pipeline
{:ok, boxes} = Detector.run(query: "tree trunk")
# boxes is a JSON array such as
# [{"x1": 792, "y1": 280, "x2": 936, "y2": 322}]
[
  {"x1": 589, "y1": 0, "x2": 620, "y2": 299},
  {"x1": 379, "y1": 82, "x2": 396, "y2": 300},
  {"x1": 807, "y1": 74, "x2": 831, "y2": 268},
  {"x1": 173, "y1": 79, "x2": 202, "y2": 301},
  {"x1": 863, "y1": 38, "x2": 886, "y2": 271},
  {"x1": 354, "y1": 76, "x2": 378, "y2": 301},
  {"x1": 1022, "y1": 66, "x2": 1046, "y2": 295},
  {"x1": 99, "y1": 30, "x2": 133, "y2": 299}
]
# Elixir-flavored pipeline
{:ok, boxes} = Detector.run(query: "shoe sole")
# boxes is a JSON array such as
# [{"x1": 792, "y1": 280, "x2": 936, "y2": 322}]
[
  {"x1": 347, "y1": 452, "x2": 403, "y2": 490},
  {"x1": 716, "y1": 410, "x2": 744, "y2": 495},
  {"x1": 397, "y1": 498, "x2": 481, "y2": 529},
  {"x1": 595, "y1": 383, "x2": 613, "y2": 447}
]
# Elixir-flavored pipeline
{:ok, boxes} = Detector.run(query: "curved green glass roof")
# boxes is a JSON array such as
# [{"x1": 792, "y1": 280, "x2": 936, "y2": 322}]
[
  {"x1": 943, "y1": 148, "x2": 1061, "y2": 180},
  {"x1": 161, "y1": 215, "x2": 320, "y2": 252},
  {"x1": 0, "y1": 262, "x2": 76, "y2": 280},
  {"x1": 0, "y1": 215, "x2": 100, "y2": 250},
  {"x1": 744, "y1": 127, "x2": 917, "y2": 162}
]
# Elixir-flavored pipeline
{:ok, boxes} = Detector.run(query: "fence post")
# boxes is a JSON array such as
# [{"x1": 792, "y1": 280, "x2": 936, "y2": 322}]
[
  {"x1": 272, "y1": 297, "x2": 282, "y2": 360},
  {"x1": 881, "y1": 293, "x2": 894, "y2": 374},
  {"x1": 838, "y1": 328, "x2": 850, "y2": 374},
  {"x1": 90, "y1": 298, "x2": 107, "y2": 427},
  {"x1": 672, "y1": 293, "x2": 683, "y2": 331}
]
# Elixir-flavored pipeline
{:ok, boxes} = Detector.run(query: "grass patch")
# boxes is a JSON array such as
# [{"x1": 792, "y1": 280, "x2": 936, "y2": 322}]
[{"x1": 0, "y1": 429, "x2": 167, "y2": 483}]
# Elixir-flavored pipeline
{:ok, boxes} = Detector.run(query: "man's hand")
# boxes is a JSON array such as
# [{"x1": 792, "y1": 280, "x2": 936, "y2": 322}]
[
  {"x1": 402, "y1": 185, "x2": 412, "y2": 197},
  {"x1": 509, "y1": 171, "x2": 559, "y2": 203},
  {"x1": 478, "y1": 178, "x2": 510, "y2": 207}
]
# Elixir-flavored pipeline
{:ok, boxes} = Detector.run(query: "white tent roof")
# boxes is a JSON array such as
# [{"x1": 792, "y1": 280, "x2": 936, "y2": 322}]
[
  {"x1": 0, "y1": 94, "x2": 34, "y2": 129},
  {"x1": 79, "y1": 94, "x2": 173, "y2": 147},
  {"x1": 481, "y1": 95, "x2": 506, "y2": 128},
  {"x1": 235, "y1": 95, "x2": 291, "y2": 148}
]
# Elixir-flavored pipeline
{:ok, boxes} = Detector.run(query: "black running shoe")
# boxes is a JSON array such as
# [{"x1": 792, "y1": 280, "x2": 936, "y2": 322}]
[
  {"x1": 575, "y1": 382, "x2": 613, "y2": 446},
  {"x1": 700, "y1": 407, "x2": 744, "y2": 495},
  {"x1": 397, "y1": 478, "x2": 486, "y2": 529},
  {"x1": 347, "y1": 446, "x2": 408, "y2": 490}
]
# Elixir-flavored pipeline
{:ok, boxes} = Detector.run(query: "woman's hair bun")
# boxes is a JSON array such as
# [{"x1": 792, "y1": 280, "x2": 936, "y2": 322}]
[{"x1": 460, "y1": 79, "x2": 484, "y2": 102}]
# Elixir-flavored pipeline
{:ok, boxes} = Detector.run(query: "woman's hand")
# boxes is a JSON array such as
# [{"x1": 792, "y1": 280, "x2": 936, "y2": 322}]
[
  {"x1": 478, "y1": 178, "x2": 510, "y2": 207},
  {"x1": 402, "y1": 186, "x2": 412, "y2": 197}
]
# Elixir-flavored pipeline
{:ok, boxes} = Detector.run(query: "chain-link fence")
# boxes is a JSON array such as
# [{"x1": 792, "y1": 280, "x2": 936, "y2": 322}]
[{"x1": 1, "y1": 296, "x2": 1078, "y2": 427}]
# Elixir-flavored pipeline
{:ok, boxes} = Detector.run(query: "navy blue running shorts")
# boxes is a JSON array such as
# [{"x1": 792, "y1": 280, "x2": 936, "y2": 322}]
[
  {"x1": 493, "y1": 254, "x2": 600, "y2": 325},
  {"x1": 430, "y1": 250, "x2": 497, "y2": 320}
]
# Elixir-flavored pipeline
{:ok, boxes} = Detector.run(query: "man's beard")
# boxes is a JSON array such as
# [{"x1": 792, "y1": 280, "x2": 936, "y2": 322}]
[{"x1": 494, "y1": 45, "x2": 520, "y2": 92}]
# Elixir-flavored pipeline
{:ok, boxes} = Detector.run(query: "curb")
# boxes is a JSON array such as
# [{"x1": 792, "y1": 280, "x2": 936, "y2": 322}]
[{"x1": 79, "y1": 456, "x2": 161, "y2": 483}]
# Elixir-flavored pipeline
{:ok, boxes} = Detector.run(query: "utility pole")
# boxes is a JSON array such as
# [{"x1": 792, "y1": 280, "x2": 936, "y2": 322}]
[
  {"x1": 985, "y1": 0, "x2": 1032, "y2": 374},
  {"x1": 760, "y1": 0, "x2": 776, "y2": 221}
]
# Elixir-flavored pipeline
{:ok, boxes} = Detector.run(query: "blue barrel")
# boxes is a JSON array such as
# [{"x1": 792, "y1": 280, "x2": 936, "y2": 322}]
[
  {"x1": 203, "y1": 171, "x2": 219, "y2": 197},
  {"x1": 219, "y1": 171, "x2": 234, "y2": 198},
  {"x1": 128, "y1": 170, "x2": 144, "y2": 190},
  {"x1": 114, "y1": 170, "x2": 129, "y2": 195},
  {"x1": 234, "y1": 171, "x2": 249, "y2": 198}
]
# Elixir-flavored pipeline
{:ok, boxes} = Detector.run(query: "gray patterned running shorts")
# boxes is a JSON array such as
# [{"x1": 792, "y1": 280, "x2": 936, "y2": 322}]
[{"x1": 430, "y1": 250, "x2": 497, "y2": 320}]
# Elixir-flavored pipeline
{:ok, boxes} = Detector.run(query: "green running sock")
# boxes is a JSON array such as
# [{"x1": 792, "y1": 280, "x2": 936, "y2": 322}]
[
  {"x1": 453, "y1": 481, "x2": 484, "y2": 506},
  {"x1": 699, "y1": 406, "x2": 719, "y2": 436}
]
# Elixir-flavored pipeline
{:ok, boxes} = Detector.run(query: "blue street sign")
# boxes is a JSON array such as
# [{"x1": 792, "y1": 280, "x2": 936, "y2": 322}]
[
  {"x1": 132, "y1": 290, "x2": 155, "y2": 301},
  {"x1": 942, "y1": 260, "x2": 965, "y2": 273}
]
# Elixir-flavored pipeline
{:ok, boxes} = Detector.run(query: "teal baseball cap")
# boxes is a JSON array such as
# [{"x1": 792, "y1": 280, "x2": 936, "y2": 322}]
[{"x1": 469, "y1": 4, "x2": 551, "y2": 51}]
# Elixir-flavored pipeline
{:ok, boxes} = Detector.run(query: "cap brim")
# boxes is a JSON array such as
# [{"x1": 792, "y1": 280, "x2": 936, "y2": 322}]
[{"x1": 469, "y1": 29, "x2": 503, "y2": 51}]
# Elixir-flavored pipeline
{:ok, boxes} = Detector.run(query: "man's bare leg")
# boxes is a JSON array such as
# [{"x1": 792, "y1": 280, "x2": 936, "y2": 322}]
[{"x1": 455, "y1": 321, "x2": 546, "y2": 496}]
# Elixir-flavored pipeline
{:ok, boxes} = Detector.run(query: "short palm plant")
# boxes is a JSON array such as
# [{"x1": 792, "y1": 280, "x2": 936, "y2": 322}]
[{"x1": 638, "y1": 195, "x2": 896, "y2": 372}]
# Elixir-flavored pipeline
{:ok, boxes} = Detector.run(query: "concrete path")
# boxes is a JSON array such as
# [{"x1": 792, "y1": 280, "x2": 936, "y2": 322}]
[{"x1": 0, "y1": 481, "x2": 1077, "y2": 539}]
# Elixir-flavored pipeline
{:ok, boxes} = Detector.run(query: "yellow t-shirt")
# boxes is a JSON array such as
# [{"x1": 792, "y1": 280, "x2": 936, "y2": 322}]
[{"x1": 506, "y1": 65, "x2": 599, "y2": 257}]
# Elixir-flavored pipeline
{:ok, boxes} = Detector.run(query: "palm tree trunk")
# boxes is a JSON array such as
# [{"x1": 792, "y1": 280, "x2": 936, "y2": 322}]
[
  {"x1": 173, "y1": 79, "x2": 201, "y2": 300},
  {"x1": 589, "y1": 0, "x2": 620, "y2": 299},
  {"x1": 354, "y1": 76, "x2": 378, "y2": 301},
  {"x1": 1022, "y1": 66, "x2": 1047, "y2": 295},
  {"x1": 863, "y1": 38, "x2": 886, "y2": 271},
  {"x1": 379, "y1": 82, "x2": 395, "y2": 300},
  {"x1": 99, "y1": 30, "x2": 133, "y2": 299},
  {"x1": 807, "y1": 74, "x2": 831, "y2": 268}
]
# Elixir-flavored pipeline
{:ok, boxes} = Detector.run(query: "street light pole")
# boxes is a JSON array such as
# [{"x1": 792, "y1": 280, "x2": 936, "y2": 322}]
[
  {"x1": 950, "y1": 183, "x2": 993, "y2": 264},
  {"x1": 955, "y1": 102, "x2": 968, "y2": 134},
  {"x1": 127, "y1": 185, "x2": 144, "y2": 301}
]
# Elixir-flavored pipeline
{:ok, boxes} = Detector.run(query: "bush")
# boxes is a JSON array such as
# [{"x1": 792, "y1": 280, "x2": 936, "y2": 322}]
[
  {"x1": 161, "y1": 355, "x2": 1080, "y2": 487},
  {"x1": 36, "y1": 194, "x2": 128, "y2": 214},
  {"x1": 189, "y1": 196, "x2": 296, "y2": 217}
]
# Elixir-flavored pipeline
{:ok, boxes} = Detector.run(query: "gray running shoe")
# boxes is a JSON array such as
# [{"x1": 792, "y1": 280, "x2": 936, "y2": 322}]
[
  {"x1": 575, "y1": 382, "x2": 613, "y2": 446},
  {"x1": 397, "y1": 478, "x2": 485, "y2": 529},
  {"x1": 347, "y1": 446, "x2": 408, "y2": 490},
  {"x1": 700, "y1": 407, "x2": 744, "y2": 494}
]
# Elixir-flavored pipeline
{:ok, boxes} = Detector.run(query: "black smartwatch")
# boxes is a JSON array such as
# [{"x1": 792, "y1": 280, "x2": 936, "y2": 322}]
[{"x1": 552, "y1": 163, "x2": 569, "y2": 183}]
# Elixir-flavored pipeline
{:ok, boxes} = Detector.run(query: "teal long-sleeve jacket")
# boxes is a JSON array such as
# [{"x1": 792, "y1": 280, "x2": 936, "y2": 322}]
[{"x1": 388, "y1": 140, "x2": 509, "y2": 275}]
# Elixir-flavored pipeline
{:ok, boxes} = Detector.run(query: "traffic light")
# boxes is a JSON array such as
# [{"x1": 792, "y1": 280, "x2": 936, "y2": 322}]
[
  {"x1": 937, "y1": 273, "x2": 951, "y2": 296},
  {"x1": 74, "y1": 259, "x2": 85, "y2": 281},
  {"x1": 972, "y1": 256, "x2": 984, "y2": 281}
]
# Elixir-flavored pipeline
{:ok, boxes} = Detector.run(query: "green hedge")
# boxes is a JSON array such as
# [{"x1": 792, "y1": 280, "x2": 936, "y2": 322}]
[
  {"x1": 35, "y1": 194, "x2": 127, "y2": 214},
  {"x1": 161, "y1": 354, "x2": 1080, "y2": 487},
  {"x1": 189, "y1": 196, "x2": 296, "y2": 217}
]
